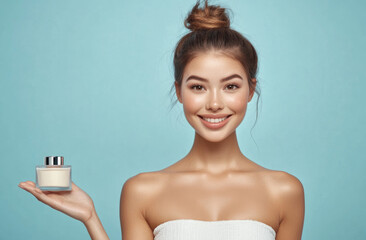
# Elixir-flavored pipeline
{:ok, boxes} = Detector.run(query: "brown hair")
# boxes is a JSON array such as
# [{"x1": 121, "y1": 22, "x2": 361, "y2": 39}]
[{"x1": 170, "y1": 0, "x2": 261, "y2": 131}]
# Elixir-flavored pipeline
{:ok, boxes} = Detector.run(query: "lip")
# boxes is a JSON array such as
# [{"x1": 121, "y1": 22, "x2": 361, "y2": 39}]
[
  {"x1": 198, "y1": 114, "x2": 232, "y2": 118},
  {"x1": 199, "y1": 115, "x2": 232, "y2": 130}
]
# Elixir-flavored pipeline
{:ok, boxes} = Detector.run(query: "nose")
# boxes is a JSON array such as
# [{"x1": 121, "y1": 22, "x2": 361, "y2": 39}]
[{"x1": 206, "y1": 88, "x2": 224, "y2": 111}]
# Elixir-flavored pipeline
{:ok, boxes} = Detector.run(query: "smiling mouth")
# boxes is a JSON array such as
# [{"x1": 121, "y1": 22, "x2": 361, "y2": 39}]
[{"x1": 198, "y1": 114, "x2": 232, "y2": 122}]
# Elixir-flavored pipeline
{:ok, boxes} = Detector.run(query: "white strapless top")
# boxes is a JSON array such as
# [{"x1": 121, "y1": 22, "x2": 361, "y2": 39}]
[{"x1": 153, "y1": 219, "x2": 276, "y2": 240}]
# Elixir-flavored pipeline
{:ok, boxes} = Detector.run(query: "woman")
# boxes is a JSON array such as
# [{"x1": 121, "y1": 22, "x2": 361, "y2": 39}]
[{"x1": 18, "y1": 0, "x2": 305, "y2": 239}]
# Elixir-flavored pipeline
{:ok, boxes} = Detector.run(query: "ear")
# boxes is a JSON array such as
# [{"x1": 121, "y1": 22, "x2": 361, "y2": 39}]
[
  {"x1": 175, "y1": 81, "x2": 183, "y2": 103},
  {"x1": 248, "y1": 78, "x2": 257, "y2": 102}
]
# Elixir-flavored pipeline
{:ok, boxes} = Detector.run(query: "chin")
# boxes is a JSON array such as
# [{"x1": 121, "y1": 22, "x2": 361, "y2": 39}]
[{"x1": 195, "y1": 130, "x2": 234, "y2": 143}]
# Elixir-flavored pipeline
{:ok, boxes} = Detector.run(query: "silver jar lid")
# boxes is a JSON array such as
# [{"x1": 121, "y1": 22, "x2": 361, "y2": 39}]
[{"x1": 45, "y1": 156, "x2": 64, "y2": 166}]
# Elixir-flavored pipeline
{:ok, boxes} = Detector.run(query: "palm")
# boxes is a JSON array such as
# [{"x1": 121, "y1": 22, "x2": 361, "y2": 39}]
[{"x1": 19, "y1": 181, "x2": 95, "y2": 223}]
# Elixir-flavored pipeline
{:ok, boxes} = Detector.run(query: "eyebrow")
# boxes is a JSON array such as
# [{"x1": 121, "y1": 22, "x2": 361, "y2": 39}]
[{"x1": 185, "y1": 74, "x2": 243, "y2": 83}]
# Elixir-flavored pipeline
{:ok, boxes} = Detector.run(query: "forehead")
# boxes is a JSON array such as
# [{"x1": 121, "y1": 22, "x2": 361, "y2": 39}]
[{"x1": 183, "y1": 51, "x2": 246, "y2": 80}]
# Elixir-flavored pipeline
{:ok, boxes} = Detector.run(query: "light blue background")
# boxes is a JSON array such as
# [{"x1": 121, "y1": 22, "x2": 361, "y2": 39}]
[{"x1": 1, "y1": 0, "x2": 365, "y2": 239}]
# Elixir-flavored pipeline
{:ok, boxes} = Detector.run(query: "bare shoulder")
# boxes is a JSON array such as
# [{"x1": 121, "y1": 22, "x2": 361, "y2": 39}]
[
  {"x1": 263, "y1": 170, "x2": 305, "y2": 208},
  {"x1": 265, "y1": 170, "x2": 304, "y2": 195},
  {"x1": 120, "y1": 171, "x2": 165, "y2": 239},
  {"x1": 122, "y1": 171, "x2": 161, "y2": 190},
  {"x1": 121, "y1": 171, "x2": 165, "y2": 205},
  {"x1": 120, "y1": 172, "x2": 156, "y2": 222},
  {"x1": 262, "y1": 170, "x2": 305, "y2": 239}
]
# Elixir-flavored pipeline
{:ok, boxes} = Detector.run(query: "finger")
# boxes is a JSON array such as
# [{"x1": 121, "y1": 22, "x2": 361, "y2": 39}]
[
  {"x1": 19, "y1": 182, "x2": 53, "y2": 195},
  {"x1": 18, "y1": 181, "x2": 32, "y2": 188},
  {"x1": 19, "y1": 182, "x2": 55, "y2": 204},
  {"x1": 19, "y1": 182, "x2": 42, "y2": 195},
  {"x1": 18, "y1": 182, "x2": 33, "y2": 192},
  {"x1": 18, "y1": 181, "x2": 35, "y2": 190},
  {"x1": 19, "y1": 181, "x2": 35, "y2": 189},
  {"x1": 19, "y1": 182, "x2": 63, "y2": 199},
  {"x1": 25, "y1": 180, "x2": 35, "y2": 185}
]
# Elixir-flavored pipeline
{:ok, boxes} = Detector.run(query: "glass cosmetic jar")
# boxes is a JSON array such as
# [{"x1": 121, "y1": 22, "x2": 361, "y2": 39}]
[{"x1": 36, "y1": 156, "x2": 72, "y2": 191}]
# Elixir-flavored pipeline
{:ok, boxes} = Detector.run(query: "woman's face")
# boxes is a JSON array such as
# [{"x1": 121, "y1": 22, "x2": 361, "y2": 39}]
[{"x1": 175, "y1": 51, "x2": 256, "y2": 142}]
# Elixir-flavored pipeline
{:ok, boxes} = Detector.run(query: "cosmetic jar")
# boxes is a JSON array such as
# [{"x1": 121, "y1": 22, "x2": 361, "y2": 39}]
[{"x1": 36, "y1": 156, "x2": 72, "y2": 191}]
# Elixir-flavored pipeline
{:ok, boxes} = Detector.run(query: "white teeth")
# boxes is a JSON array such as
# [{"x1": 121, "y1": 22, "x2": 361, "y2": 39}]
[{"x1": 202, "y1": 116, "x2": 229, "y2": 123}]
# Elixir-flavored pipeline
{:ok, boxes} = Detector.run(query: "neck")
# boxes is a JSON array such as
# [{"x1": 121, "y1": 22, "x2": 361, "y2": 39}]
[{"x1": 185, "y1": 131, "x2": 246, "y2": 174}]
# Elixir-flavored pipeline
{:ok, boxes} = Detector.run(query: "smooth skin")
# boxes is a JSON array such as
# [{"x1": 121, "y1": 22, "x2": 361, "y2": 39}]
[
  {"x1": 120, "y1": 51, "x2": 305, "y2": 240},
  {"x1": 19, "y1": 51, "x2": 305, "y2": 240},
  {"x1": 18, "y1": 181, "x2": 109, "y2": 239}
]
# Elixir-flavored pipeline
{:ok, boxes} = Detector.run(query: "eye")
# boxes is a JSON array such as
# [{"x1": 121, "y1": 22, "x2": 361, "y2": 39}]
[
  {"x1": 226, "y1": 84, "x2": 239, "y2": 90},
  {"x1": 190, "y1": 84, "x2": 205, "y2": 91}
]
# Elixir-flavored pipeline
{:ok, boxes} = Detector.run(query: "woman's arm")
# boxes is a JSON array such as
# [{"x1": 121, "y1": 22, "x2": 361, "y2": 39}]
[
  {"x1": 18, "y1": 181, "x2": 110, "y2": 240},
  {"x1": 120, "y1": 174, "x2": 154, "y2": 240},
  {"x1": 274, "y1": 172, "x2": 305, "y2": 240},
  {"x1": 84, "y1": 209, "x2": 110, "y2": 240}
]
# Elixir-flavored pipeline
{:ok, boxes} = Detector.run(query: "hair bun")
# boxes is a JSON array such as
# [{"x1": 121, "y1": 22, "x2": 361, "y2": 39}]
[{"x1": 184, "y1": 0, "x2": 230, "y2": 31}]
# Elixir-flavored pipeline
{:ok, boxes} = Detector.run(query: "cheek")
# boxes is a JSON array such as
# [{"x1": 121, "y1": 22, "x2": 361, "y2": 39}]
[
  {"x1": 226, "y1": 91, "x2": 248, "y2": 113},
  {"x1": 182, "y1": 91, "x2": 205, "y2": 114}
]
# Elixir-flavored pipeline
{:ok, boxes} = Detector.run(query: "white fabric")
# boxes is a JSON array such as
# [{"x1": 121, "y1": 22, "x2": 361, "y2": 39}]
[{"x1": 153, "y1": 219, "x2": 276, "y2": 240}]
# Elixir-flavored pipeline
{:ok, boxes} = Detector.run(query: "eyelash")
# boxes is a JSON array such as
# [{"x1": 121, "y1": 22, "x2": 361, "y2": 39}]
[{"x1": 190, "y1": 84, "x2": 239, "y2": 91}]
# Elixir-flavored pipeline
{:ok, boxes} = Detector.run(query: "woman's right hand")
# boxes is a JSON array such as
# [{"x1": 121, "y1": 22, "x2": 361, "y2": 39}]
[{"x1": 18, "y1": 181, "x2": 96, "y2": 224}]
